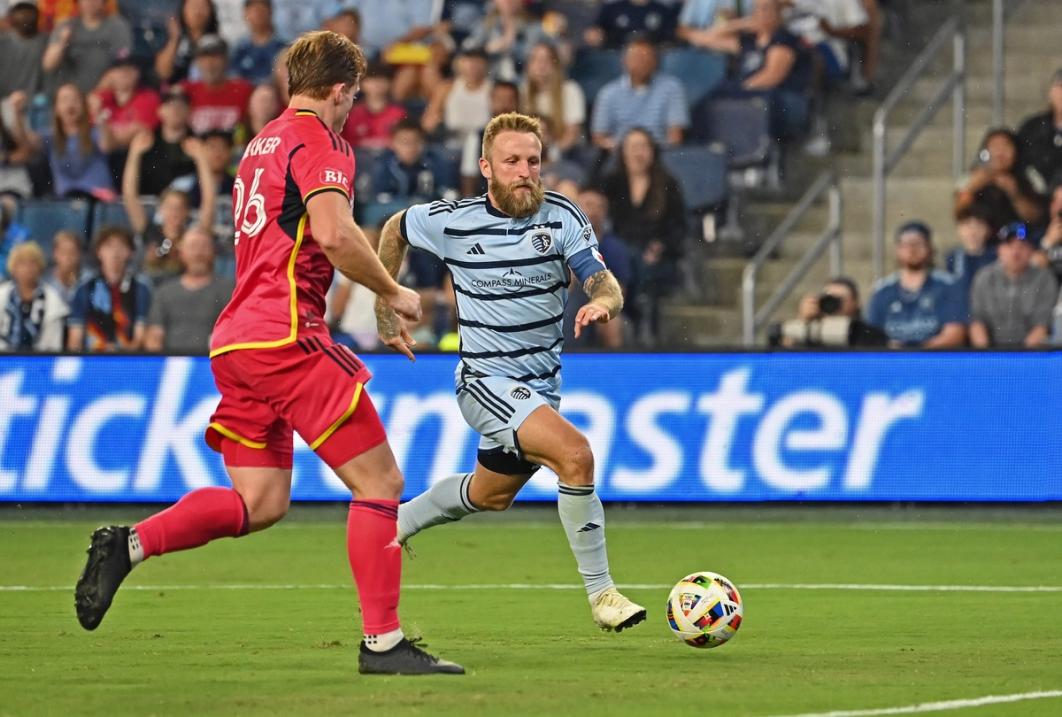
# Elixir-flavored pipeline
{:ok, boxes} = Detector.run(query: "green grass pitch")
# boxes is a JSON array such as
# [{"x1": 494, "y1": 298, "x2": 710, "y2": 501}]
[{"x1": 1, "y1": 506, "x2": 1060, "y2": 716}]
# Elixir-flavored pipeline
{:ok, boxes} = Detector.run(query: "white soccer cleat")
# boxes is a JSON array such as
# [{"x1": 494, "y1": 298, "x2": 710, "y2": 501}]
[{"x1": 590, "y1": 587, "x2": 647, "y2": 632}]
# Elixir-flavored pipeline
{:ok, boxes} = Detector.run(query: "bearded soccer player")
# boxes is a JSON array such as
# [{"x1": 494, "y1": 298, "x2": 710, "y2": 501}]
[
  {"x1": 74, "y1": 31, "x2": 463, "y2": 676},
  {"x1": 374, "y1": 112, "x2": 646, "y2": 632}
]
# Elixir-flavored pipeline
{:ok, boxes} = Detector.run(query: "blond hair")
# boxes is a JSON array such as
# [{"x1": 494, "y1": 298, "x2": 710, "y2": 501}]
[
  {"x1": 7, "y1": 241, "x2": 46, "y2": 275},
  {"x1": 481, "y1": 112, "x2": 543, "y2": 161},
  {"x1": 286, "y1": 30, "x2": 367, "y2": 100}
]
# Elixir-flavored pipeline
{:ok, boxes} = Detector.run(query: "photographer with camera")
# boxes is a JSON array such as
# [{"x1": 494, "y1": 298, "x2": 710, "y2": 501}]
[
  {"x1": 865, "y1": 221, "x2": 967, "y2": 348},
  {"x1": 770, "y1": 276, "x2": 887, "y2": 348}
]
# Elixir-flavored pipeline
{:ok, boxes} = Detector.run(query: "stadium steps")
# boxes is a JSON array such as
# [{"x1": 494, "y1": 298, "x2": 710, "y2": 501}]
[{"x1": 662, "y1": 0, "x2": 1060, "y2": 346}]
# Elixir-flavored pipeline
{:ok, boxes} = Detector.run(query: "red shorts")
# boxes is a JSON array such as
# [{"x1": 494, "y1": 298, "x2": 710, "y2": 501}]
[{"x1": 206, "y1": 335, "x2": 386, "y2": 469}]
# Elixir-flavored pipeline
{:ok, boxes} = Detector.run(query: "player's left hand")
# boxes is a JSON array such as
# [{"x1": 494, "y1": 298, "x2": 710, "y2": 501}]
[{"x1": 574, "y1": 302, "x2": 611, "y2": 338}]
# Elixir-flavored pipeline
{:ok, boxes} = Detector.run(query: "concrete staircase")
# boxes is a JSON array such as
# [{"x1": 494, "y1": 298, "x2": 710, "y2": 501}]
[{"x1": 660, "y1": 0, "x2": 1061, "y2": 347}]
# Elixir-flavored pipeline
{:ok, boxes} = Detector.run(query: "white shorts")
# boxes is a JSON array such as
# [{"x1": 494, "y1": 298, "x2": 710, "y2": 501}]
[{"x1": 456, "y1": 375, "x2": 558, "y2": 471}]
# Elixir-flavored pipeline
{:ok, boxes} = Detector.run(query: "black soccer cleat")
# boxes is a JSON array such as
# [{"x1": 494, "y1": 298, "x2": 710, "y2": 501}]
[
  {"x1": 358, "y1": 637, "x2": 465, "y2": 675},
  {"x1": 75, "y1": 525, "x2": 133, "y2": 631}
]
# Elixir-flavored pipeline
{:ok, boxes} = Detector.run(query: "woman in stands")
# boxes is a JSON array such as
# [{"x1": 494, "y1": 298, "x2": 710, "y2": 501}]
[
  {"x1": 156, "y1": 0, "x2": 220, "y2": 84},
  {"x1": 598, "y1": 127, "x2": 686, "y2": 346},
  {"x1": 21, "y1": 83, "x2": 117, "y2": 200},
  {"x1": 0, "y1": 241, "x2": 69, "y2": 352},
  {"x1": 520, "y1": 42, "x2": 586, "y2": 159},
  {"x1": 956, "y1": 128, "x2": 1045, "y2": 229}
]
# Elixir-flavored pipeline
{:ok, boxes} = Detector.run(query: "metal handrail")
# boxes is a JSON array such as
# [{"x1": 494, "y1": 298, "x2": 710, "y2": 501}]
[
  {"x1": 871, "y1": 16, "x2": 965, "y2": 281},
  {"x1": 993, "y1": 0, "x2": 1031, "y2": 127},
  {"x1": 742, "y1": 172, "x2": 842, "y2": 346}
]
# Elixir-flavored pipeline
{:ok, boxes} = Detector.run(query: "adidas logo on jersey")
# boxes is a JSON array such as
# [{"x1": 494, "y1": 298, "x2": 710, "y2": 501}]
[{"x1": 466, "y1": 243, "x2": 486, "y2": 255}]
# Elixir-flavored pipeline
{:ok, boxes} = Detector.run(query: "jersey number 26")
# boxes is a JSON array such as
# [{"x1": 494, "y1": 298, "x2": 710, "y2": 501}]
[{"x1": 233, "y1": 167, "x2": 266, "y2": 245}]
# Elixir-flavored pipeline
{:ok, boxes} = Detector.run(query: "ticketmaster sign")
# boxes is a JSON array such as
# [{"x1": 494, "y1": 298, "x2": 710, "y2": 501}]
[{"x1": 0, "y1": 353, "x2": 1059, "y2": 502}]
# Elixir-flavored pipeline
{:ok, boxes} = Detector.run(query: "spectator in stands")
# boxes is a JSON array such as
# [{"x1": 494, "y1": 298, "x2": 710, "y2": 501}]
[
  {"x1": 230, "y1": 0, "x2": 286, "y2": 85},
  {"x1": 956, "y1": 128, "x2": 1044, "y2": 229},
  {"x1": 43, "y1": 228, "x2": 86, "y2": 305},
  {"x1": 562, "y1": 183, "x2": 632, "y2": 348},
  {"x1": 774, "y1": 276, "x2": 888, "y2": 348},
  {"x1": 0, "y1": 241, "x2": 68, "y2": 350},
  {"x1": 325, "y1": 8, "x2": 361, "y2": 44},
  {"x1": 340, "y1": 62, "x2": 406, "y2": 150},
  {"x1": 271, "y1": 0, "x2": 339, "y2": 41},
  {"x1": 946, "y1": 204, "x2": 997, "y2": 298},
  {"x1": 347, "y1": 0, "x2": 441, "y2": 58},
  {"x1": 145, "y1": 225, "x2": 233, "y2": 352},
  {"x1": 1033, "y1": 182, "x2": 1062, "y2": 284},
  {"x1": 584, "y1": 0, "x2": 677, "y2": 50},
  {"x1": 676, "y1": 0, "x2": 739, "y2": 45},
  {"x1": 439, "y1": 0, "x2": 487, "y2": 49},
  {"x1": 37, "y1": 0, "x2": 119, "y2": 33},
  {"x1": 168, "y1": 128, "x2": 233, "y2": 207},
  {"x1": 462, "y1": 0, "x2": 548, "y2": 81},
  {"x1": 784, "y1": 0, "x2": 870, "y2": 87},
  {"x1": 521, "y1": 42, "x2": 585, "y2": 158},
  {"x1": 135, "y1": 87, "x2": 196, "y2": 195},
  {"x1": 460, "y1": 80, "x2": 519, "y2": 197},
  {"x1": 865, "y1": 221, "x2": 966, "y2": 348},
  {"x1": 0, "y1": 1, "x2": 47, "y2": 97},
  {"x1": 241, "y1": 81, "x2": 279, "y2": 141},
  {"x1": 23, "y1": 82, "x2": 117, "y2": 199},
  {"x1": 124, "y1": 130, "x2": 216, "y2": 284},
  {"x1": 0, "y1": 91, "x2": 34, "y2": 198},
  {"x1": 181, "y1": 34, "x2": 253, "y2": 135},
  {"x1": 156, "y1": 0, "x2": 220, "y2": 84},
  {"x1": 591, "y1": 36, "x2": 689, "y2": 151},
  {"x1": 696, "y1": 0, "x2": 812, "y2": 141},
  {"x1": 369, "y1": 119, "x2": 457, "y2": 211},
  {"x1": 92, "y1": 52, "x2": 161, "y2": 151},
  {"x1": 1016, "y1": 68, "x2": 1062, "y2": 193},
  {"x1": 599, "y1": 127, "x2": 685, "y2": 346},
  {"x1": 67, "y1": 225, "x2": 152, "y2": 351},
  {"x1": 41, "y1": 0, "x2": 132, "y2": 95},
  {"x1": 969, "y1": 222, "x2": 1058, "y2": 348},
  {"x1": 421, "y1": 47, "x2": 491, "y2": 146}
]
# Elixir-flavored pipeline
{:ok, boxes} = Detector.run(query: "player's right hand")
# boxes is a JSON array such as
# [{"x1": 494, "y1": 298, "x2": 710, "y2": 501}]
[
  {"x1": 381, "y1": 321, "x2": 418, "y2": 362},
  {"x1": 388, "y1": 286, "x2": 423, "y2": 323}
]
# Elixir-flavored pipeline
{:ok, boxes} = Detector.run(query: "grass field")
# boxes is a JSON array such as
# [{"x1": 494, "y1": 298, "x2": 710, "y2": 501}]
[{"x1": 1, "y1": 506, "x2": 1060, "y2": 717}]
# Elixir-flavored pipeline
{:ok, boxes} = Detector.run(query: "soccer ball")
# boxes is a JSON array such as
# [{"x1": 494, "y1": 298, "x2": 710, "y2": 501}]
[{"x1": 666, "y1": 571, "x2": 743, "y2": 649}]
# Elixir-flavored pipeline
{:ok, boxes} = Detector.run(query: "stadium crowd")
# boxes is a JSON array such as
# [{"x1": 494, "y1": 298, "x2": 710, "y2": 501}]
[{"x1": 0, "y1": 0, "x2": 1058, "y2": 353}]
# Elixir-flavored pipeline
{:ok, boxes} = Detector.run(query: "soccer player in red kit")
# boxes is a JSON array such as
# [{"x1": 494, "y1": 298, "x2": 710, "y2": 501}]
[{"x1": 74, "y1": 31, "x2": 463, "y2": 676}]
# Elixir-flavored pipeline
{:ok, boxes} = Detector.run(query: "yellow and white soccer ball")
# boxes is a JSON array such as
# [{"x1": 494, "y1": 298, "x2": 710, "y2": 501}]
[{"x1": 666, "y1": 571, "x2": 744, "y2": 649}]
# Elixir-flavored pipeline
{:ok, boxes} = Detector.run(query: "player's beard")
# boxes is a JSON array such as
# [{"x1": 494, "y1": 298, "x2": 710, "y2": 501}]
[{"x1": 490, "y1": 176, "x2": 545, "y2": 218}]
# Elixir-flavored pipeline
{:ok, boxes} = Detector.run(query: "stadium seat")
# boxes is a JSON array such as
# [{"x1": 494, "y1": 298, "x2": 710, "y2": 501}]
[
  {"x1": 91, "y1": 201, "x2": 132, "y2": 232},
  {"x1": 660, "y1": 48, "x2": 727, "y2": 108},
  {"x1": 358, "y1": 198, "x2": 412, "y2": 229},
  {"x1": 571, "y1": 48, "x2": 623, "y2": 106},
  {"x1": 15, "y1": 199, "x2": 93, "y2": 252},
  {"x1": 660, "y1": 144, "x2": 729, "y2": 214},
  {"x1": 693, "y1": 96, "x2": 773, "y2": 170}
]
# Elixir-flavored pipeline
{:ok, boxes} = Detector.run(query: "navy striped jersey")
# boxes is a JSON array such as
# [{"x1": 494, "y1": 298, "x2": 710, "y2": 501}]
[{"x1": 400, "y1": 191, "x2": 608, "y2": 397}]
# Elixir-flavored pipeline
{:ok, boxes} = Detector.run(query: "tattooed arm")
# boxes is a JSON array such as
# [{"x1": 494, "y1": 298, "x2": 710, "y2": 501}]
[
  {"x1": 574, "y1": 269, "x2": 623, "y2": 339},
  {"x1": 374, "y1": 210, "x2": 418, "y2": 360}
]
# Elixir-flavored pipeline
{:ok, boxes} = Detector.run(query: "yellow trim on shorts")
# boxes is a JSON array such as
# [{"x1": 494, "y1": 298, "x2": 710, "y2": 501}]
[
  {"x1": 310, "y1": 382, "x2": 364, "y2": 450},
  {"x1": 208, "y1": 422, "x2": 267, "y2": 449},
  {"x1": 209, "y1": 213, "x2": 308, "y2": 358}
]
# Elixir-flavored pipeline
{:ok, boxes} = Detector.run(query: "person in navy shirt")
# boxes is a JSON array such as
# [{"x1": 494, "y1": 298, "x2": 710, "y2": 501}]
[
  {"x1": 866, "y1": 221, "x2": 967, "y2": 348},
  {"x1": 231, "y1": 0, "x2": 288, "y2": 85},
  {"x1": 946, "y1": 203, "x2": 998, "y2": 300}
]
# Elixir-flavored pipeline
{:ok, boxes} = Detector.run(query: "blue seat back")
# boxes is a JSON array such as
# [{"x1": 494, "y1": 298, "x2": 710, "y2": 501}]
[
  {"x1": 571, "y1": 48, "x2": 623, "y2": 106},
  {"x1": 694, "y1": 97, "x2": 772, "y2": 169},
  {"x1": 661, "y1": 144, "x2": 729, "y2": 212},
  {"x1": 660, "y1": 48, "x2": 727, "y2": 107},
  {"x1": 15, "y1": 199, "x2": 93, "y2": 253}
]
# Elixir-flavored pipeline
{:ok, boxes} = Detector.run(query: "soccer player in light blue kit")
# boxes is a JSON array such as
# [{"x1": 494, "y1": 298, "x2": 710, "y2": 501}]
[{"x1": 374, "y1": 112, "x2": 646, "y2": 632}]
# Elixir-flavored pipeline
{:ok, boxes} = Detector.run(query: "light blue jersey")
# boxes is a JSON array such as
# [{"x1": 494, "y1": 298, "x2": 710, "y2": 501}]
[{"x1": 401, "y1": 191, "x2": 608, "y2": 400}]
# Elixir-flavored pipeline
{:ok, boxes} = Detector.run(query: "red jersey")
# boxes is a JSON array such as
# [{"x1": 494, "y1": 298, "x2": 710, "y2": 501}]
[
  {"x1": 181, "y1": 78, "x2": 254, "y2": 135},
  {"x1": 210, "y1": 107, "x2": 356, "y2": 357}
]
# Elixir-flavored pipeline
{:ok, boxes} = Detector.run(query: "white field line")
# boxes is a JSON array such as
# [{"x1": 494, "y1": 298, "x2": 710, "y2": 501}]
[
  {"x1": 2, "y1": 583, "x2": 1061, "y2": 593},
  {"x1": 766, "y1": 689, "x2": 1062, "y2": 717}
]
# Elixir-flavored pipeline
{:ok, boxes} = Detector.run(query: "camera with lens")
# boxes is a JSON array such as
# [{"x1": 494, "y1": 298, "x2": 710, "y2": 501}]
[{"x1": 816, "y1": 293, "x2": 843, "y2": 316}]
